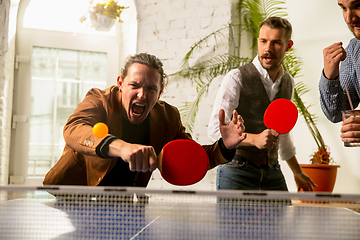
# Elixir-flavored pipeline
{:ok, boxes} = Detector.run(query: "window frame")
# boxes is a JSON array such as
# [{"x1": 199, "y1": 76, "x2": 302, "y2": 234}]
[{"x1": 9, "y1": 0, "x2": 121, "y2": 185}]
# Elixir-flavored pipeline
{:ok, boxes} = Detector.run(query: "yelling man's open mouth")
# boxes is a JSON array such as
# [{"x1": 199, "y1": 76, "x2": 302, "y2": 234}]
[{"x1": 132, "y1": 102, "x2": 146, "y2": 117}]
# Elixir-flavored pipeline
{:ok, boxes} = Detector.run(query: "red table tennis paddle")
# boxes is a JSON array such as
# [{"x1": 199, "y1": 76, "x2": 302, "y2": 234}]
[
  {"x1": 263, "y1": 98, "x2": 298, "y2": 134},
  {"x1": 158, "y1": 139, "x2": 209, "y2": 186}
]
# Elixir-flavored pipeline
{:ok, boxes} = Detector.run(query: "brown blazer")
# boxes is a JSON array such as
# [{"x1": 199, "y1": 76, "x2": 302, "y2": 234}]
[{"x1": 43, "y1": 86, "x2": 229, "y2": 187}]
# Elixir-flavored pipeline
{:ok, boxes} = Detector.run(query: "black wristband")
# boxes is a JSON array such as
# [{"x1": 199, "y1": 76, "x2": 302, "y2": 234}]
[
  {"x1": 218, "y1": 138, "x2": 236, "y2": 160},
  {"x1": 96, "y1": 135, "x2": 119, "y2": 158}
]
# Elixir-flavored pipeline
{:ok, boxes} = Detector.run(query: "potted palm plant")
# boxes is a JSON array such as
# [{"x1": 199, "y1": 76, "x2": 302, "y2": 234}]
[
  {"x1": 79, "y1": 0, "x2": 128, "y2": 31},
  {"x1": 294, "y1": 83, "x2": 340, "y2": 192},
  {"x1": 172, "y1": 0, "x2": 339, "y2": 192}
]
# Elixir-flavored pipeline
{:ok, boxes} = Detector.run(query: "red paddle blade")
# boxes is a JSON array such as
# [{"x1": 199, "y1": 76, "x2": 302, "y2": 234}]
[
  {"x1": 160, "y1": 139, "x2": 209, "y2": 186},
  {"x1": 263, "y1": 98, "x2": 298, "y2": 134}
]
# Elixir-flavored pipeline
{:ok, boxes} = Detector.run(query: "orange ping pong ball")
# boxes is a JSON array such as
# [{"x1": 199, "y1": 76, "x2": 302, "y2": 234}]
[{"x1": 93, "y1": 122, "x2": 109, "y2": 138}]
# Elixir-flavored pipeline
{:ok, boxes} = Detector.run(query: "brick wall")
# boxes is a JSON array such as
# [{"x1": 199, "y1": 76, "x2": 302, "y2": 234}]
[
  {"x1": 0, "y1": 0, "x2": 20, "y2": 185},
  {"x1": 135, "y1": 0, "x2": 234, "y2": 190}
]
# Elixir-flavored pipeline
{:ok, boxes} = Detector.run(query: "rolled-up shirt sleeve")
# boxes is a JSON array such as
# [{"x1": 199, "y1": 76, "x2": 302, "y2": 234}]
[
  {"x1": 208, "y1": 69, "x2": 242, "y2": 142},
  {"x1": 278, "y1": 132, "x2": 296, "y2": 161}
]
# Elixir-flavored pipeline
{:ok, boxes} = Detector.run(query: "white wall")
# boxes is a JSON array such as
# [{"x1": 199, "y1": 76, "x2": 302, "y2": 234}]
[
  {"x1": 0, "y1": 0, "x2": 20, "y2": 186},
  {"x1": 149, "y1": 0, "x2": 360, "y2": 194},
  {"x1": 285, "y1": 0, "x2": 360, "y2": 193}
]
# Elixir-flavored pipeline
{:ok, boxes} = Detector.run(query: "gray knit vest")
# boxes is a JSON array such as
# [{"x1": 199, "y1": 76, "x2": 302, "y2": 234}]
[{"x1": 235, "y1": 62, "x2": 292, "y2": 167}]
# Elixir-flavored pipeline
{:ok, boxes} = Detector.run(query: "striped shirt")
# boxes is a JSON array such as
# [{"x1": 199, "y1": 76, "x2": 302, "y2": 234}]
[{"x1": 319, "y1": 38, "x2": 360, "y2": 123}]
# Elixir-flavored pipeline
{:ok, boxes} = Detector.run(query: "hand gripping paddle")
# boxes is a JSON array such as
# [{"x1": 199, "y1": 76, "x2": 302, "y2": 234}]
[
  {"x1": 158, "y1": 139, "x2": 209, "y2": 186},
  {"x1": 93, "y1": 123, "x2": 209, "y2": 186},
  {"x1": 263, "y1": 98, "x2": 298, "y2": 134}
]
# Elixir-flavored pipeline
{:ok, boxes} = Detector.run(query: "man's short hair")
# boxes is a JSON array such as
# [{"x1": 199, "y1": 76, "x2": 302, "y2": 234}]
[
  {"x1": 259, "y1": 16, "x2": 292, "y2": 41},
  {"x1": 121, "y1": 53, "x2": 168, "y2": 89}
]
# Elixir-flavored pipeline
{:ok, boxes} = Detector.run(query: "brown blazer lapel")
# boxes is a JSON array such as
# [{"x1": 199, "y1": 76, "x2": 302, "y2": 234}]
[
  {"x1": 108, "y1": 89, "x2": 123, "y2": 137},
  {"x1": 149, "y1": 105, "x2": 164, "y2": 155},
  {"x1": 104, "y1": 91, "x2": 123, "y2": 175}
]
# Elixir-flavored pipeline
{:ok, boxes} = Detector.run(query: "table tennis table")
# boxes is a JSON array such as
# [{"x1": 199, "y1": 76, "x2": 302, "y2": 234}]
[{"x1": 1, "y1": 186, "x2": 359, "y2": 239}]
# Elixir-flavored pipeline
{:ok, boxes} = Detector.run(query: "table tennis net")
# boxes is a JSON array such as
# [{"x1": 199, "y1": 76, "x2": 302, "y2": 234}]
[{"x1": 1, "y1": 186, "x2": 360, "y2": 240}]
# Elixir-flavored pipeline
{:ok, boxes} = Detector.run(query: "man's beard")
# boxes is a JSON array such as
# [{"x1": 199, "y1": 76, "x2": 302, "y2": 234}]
[
  {"x1": 261, "y1": 62, "x2": 281, "y2": 71},
  {"x1": 348, "y1": 25, "x2": 360, "y2": 40},
  {"x1": 260, "y1": 56, "x2": 281, "y2": 71}
]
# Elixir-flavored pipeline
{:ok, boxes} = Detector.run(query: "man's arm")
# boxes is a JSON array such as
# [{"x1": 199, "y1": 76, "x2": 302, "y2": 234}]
[
  {"x1": 319, "y1": 73, "x2": 344, "y2": 122},
  {"x1": 104, "y1": 105, "x2": 246, "y2": 173},
  {"x1": 208, "y1": 69, "x2": 242, "y2": 142},
  {"x1": 237, "y1": 129, "x2": 279, "y2": 150},
  {"x1": 286, "y1": 156, "x2": 317, "y2": 191},
  {"x1": 319, "y1": 42, "x2": 347, "y2": 122},
  {"x1": 108, "y1": 139, "x2": 157, "y2": 172},
  {"x1": 319, "y1": 41, "x2": 359, "y2": 122},
  {"x1": 64, "y1": 88, "x2": 111, "y2": 156},
  {"x1": 323, "y1": 42, "x2": 346, "y2": 80}
]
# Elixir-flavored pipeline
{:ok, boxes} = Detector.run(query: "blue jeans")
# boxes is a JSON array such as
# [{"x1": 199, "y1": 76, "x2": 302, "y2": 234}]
[{"x1": 217, "y1": 156, "x2": 288, "y2": 191}]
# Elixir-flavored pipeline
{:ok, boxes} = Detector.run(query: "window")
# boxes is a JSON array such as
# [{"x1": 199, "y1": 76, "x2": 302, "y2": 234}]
[
  {"x1": 23, "y1": 0, "x2": 116, "y2": 36},
  {"x1": 9, "y1": 0, "x2": 136, "y2": 185},
  {"x1": 28, "y1": 47, "x2": 107, "y2": 177}
]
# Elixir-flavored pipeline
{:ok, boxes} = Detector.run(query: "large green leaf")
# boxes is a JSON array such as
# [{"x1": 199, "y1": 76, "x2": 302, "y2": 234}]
[
  {"x1": 173, "y1": 0, "x2": 327, "y2": 153},
  {"x1": 173, "y1": 55, "x2": 251, "y2": 80}
]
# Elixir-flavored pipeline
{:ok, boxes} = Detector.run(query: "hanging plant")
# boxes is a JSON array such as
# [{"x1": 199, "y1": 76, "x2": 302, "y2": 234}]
[{"x1": 79, "y1": 0, "x2": 128, "y2": 31}]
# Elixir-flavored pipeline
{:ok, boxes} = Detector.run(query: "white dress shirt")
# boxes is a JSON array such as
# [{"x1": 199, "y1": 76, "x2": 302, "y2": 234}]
[{"x1": 208, "y1": 56, "x2": 296, "y2": 161}]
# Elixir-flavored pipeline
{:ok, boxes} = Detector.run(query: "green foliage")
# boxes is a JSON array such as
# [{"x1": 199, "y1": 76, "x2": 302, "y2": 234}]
[
  {"x1": 240, "y1": 0, "x2": 287, "y2": 49},
  {"x1": 180, "y1": 25, "x2": 235, "y2": 69},
  {"x1": 173, "y1": 0, "x2": 290, "y2": 131},
  {"x1": 178, "y1": 77, "x2": 205, "y2": 133},
  {"x1": 173, "y1": 0, "x2": 330, "y2": 160},
  {"x1": 174, "y1": 55, "x2": 252, "y2": 81},
  {"x1": 282, "y1": 48, "x2": 302, "y2": 78},
  {"x1": 293, "y1": 82, "x2": 325, "y2": 150},
  {"x1": 90, "y1": 0, "x2": 128, "y2": 22}
]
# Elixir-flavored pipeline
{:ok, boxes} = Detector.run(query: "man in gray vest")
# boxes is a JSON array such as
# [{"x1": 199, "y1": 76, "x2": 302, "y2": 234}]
[{"x1": 208, "y1": 17, "x2": 316, "y2": 191}]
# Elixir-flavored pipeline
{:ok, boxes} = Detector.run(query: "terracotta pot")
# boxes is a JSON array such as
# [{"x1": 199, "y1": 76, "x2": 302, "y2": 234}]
[{"x1": 300, "y1": 164, "x2": 340, "y2": 192}]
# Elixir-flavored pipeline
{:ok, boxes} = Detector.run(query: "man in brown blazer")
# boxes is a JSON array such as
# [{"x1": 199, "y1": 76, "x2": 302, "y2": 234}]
[{"x1": 43, "y1": 53, "x2": 246, "y2": 187}]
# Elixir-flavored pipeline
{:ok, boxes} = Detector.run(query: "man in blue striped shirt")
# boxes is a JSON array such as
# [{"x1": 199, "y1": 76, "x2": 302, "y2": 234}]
[{"x1": 319, "y1": 0, "x2": 360, "y2": 145}]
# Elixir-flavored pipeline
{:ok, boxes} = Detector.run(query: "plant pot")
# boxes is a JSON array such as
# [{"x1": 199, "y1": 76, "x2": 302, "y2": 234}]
[
  {"x1": 300, "y1": 164, "x2": 340, "y2": 192},
  {"x1": 90, "y1": 14, "x2": 116, "y2": 31}
]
